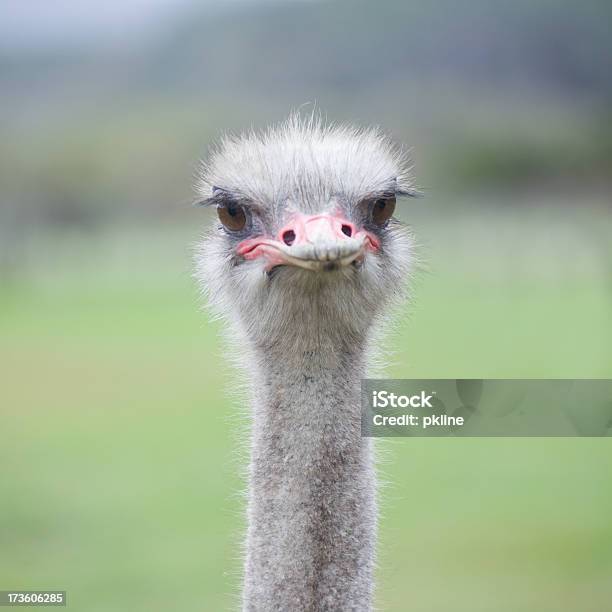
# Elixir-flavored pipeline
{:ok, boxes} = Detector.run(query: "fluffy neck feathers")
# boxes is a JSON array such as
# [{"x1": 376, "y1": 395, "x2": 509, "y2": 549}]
[{"x1": 242, "y1": 317, "x2": 376, "y2": 611}]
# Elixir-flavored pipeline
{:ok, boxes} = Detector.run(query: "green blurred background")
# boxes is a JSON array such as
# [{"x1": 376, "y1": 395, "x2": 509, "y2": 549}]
[{"x1": 1, "y1": 1, "x2": 611, "y2": 610}]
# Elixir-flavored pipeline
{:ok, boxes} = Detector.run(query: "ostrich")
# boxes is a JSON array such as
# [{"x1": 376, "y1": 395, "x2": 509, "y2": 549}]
[{"x1": 195, "y1": 115, "x2": 416, "y2": 611}]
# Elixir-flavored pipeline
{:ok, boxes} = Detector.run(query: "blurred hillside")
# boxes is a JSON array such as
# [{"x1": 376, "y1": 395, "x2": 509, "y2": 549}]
[{"x1": 1, "y1": 0, "x2": 611, "y2": 245}]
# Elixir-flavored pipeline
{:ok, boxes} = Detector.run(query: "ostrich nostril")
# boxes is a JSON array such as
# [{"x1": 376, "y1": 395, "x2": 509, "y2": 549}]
[
  {"x1": 341, "y1": 224, "x2": 353, "y2": 237},
  {"x1": 282, "y1": 230, "x2": 296, "y2": 246}
]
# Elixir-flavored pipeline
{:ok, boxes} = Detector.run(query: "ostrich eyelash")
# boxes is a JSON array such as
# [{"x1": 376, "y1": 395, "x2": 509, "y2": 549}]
[
  {"x1": 398, "y1": 186, "x2": 424, "y2": 198},
  {"x1": 195, "y1": 187, "x2": 253, "y2": 210}
]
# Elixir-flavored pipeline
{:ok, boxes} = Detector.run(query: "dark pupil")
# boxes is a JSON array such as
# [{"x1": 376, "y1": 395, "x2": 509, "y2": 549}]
[
  {"x1": 228, "y1": 205, "x2": 238, "y2": 217},
  {"x1": 377, "y1": 201, "x2": 386, "y2": 210}
]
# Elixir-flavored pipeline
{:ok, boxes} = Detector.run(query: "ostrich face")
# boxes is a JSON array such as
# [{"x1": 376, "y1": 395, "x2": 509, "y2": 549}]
[{"x1": 196, "y1": 117, "x2": 416, "y2": 347}]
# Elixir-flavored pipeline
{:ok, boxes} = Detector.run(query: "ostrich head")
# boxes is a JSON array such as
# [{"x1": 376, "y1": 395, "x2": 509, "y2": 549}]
[{"x1": 195, "y1": 115, "x2": 417, "y2": 353}]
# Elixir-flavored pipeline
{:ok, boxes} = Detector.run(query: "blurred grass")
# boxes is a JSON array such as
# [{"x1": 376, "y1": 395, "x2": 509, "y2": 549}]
[{"x1": 1, "y1": 199, "x2": 611, "y2": 611}]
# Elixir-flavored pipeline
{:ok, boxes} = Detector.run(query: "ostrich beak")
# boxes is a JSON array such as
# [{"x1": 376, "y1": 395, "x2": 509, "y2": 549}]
[{"x1": 236, "y1": 213, "x2": 380, "y2": 271}]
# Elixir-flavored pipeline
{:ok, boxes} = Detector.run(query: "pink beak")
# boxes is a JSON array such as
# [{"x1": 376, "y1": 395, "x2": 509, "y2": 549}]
[{"x1": 236, "y1": 213, "x2": 380, "y2": 271}]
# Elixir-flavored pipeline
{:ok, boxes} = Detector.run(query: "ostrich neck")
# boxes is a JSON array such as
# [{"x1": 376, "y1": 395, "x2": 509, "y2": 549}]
[{"x1": 243, "y1": 327, "x2": 376, "y2": 612}]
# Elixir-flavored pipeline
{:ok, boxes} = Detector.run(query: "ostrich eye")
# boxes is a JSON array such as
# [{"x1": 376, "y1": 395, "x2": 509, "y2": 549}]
[
  {"x1": 371, "y1": 196, "x2": 396, "y2": 226},
  {"x1": 217, "y1": 203, "x2": 247, "y2": 232}
]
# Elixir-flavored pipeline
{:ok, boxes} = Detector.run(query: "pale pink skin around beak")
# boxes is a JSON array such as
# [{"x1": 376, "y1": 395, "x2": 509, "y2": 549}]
[{"x1": 236, "y1": 213, "x2": 380, "y2": 271}]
